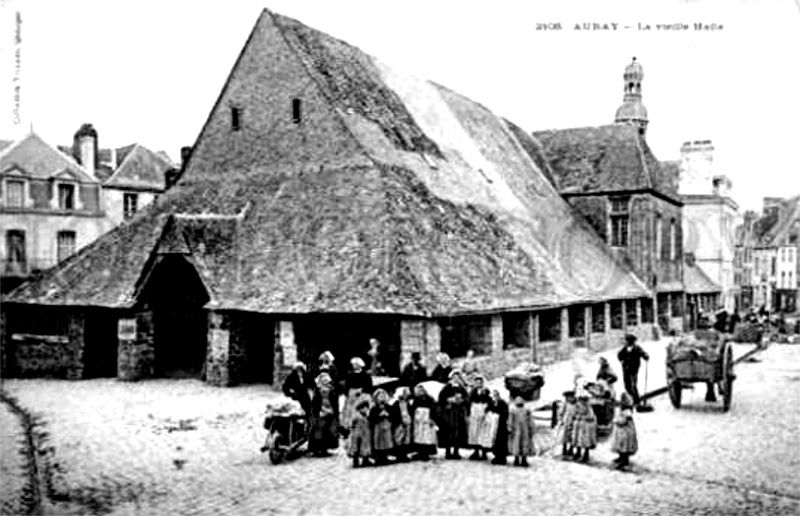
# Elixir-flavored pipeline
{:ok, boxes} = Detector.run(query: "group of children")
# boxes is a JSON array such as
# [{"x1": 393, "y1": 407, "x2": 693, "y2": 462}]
[
  {"x1": 557, "y1": 382, "x2": 639, "y2": 470},
  {"x1": 345, "y1": 371, "x2": 539, "y2": 468}
]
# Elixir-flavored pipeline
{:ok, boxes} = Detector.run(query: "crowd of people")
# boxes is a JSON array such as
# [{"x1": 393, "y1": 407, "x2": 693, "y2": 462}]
[{"x1": 278, "y1": 342, "x2": 643, "y2": 471}]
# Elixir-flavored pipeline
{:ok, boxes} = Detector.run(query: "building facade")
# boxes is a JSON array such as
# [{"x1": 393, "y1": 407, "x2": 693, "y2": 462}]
[
  {"x1": 2, "y1": 10, "x2": 656, "y2": 385},
  {"x1": 0, "y1": 125, "x2": 174, "y2": 292},
  {"x1": 534, "y1": 58, "x2": 685, "y2": 333}
]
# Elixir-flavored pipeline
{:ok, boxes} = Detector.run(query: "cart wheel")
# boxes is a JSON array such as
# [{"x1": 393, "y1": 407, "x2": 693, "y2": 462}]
[
  {"x1": 668, "y1": 381, "x2": 682, "y2": 408},
  {"x1": 722, "y1": 344, "x2": 734, "y2": 412},
  {"x1": 269, "y1": 435, "x2": 288, "y2": 465}
]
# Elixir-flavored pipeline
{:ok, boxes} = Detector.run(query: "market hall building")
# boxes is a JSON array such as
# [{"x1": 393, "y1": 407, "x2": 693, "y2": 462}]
[{"x1": 2, "y1": 10, "x2": 658, "y2": 386}]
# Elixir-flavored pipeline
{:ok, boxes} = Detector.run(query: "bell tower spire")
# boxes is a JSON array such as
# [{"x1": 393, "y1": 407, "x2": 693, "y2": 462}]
[{"x1": 614, "y1": 57, "x2": 649, "y2": 136}]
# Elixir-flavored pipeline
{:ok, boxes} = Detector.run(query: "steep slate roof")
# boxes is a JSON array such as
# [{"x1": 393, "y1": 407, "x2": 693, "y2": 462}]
[
  {"x1": 760, "y1": 195, "x2": 800, "y2": 247},
  {"x1": 532, "y1": 124, "x2": 678, "y2": 200},
  {"x1": 0, "y1": 140, "x2": 14, "y2": 153},
  {"x1": 104, "y1": 144, "x2": 173, "y2": 190},
  {"x1": 684, "y1": 262, "x2": 721, "y2": 294},
  {"x1": 0, "y1": 132, "x2": 96, "y2": 182},
  {"x1": 5, "y1": 10, "x2": 650, "y2": 316}
]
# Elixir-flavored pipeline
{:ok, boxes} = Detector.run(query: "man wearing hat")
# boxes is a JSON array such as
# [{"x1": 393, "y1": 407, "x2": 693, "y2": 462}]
[
  {"x1": 617, "y1": 334, "x2": 649, "y2": 405},
  {"x1": 399, "y1": 351, "x2": 428, "y2": 389}
]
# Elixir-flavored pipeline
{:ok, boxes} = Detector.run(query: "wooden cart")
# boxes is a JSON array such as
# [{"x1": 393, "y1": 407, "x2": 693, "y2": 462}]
[{"x1": 666, "y1": 331, "x2": 735, "y2": 412}]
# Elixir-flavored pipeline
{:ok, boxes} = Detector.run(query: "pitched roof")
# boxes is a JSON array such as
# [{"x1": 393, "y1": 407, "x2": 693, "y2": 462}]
[
  {"x1": 0, "y1": 132, "x2": 96, "y2": 182},
  {"x1": 0, "y1": 140, "x2": 15, "y2": 153},
  {"x1": 762, "y1": 195, "x2": 800, "y2": 247},
  {"x1": 684, "y1": 262, "x2": 721, "y2": 294},
  {"x1": 4, "y1": 9, "x2": 651, "y2": 316},
  {"x1": 104, "y1": 144, "x2": 173, "y2": 190},
  {"x1": 532, "y1": 124, "x2": 678, "y2": 201}
]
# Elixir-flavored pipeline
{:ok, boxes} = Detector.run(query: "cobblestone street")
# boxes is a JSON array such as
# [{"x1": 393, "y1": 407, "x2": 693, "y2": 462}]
[{"x1": 1, "y1": 343, "x2": 799, "y2": 515}]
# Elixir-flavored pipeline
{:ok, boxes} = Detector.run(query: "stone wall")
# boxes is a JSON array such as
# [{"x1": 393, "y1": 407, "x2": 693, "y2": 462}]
[
  {"x1": 6, "y1": 309, "x2": 85, "y2": 379},
  {"x1": 400, "y1": 319, "x2": 442, "y2": 367},
  {"x1": 117, "y1": 311, "x2": 155, "y2": 381},
  {"x1": 273, "y1": 320, "x2": 297, "y2": 387},
  {"x1": 205, "y1": 311, "x2": 230, "y2": 386}
]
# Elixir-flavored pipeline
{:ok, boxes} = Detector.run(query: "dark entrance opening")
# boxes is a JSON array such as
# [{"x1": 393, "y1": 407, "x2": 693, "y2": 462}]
[
  {"x1": 294, "y1": 314, "x2": 401, "y2": 377},
  {"x1": 237, "y1": 312, "x2": 274, "y2": 384},
  {"x1": 82, "y1": 307, "x2": 119, "y2": 378},
  {"x1": 137, "y1": 255, "x2": 210, "y2": 379}
]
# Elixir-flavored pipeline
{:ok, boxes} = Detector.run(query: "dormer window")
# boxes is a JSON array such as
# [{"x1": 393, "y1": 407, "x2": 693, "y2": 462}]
[
  {"x1": 5, "y1": 179, "x2": 24, "y2": 207},
  {"x1": 292, "y1": 99, "x2": 302, "y2": 124},
  {"x1": 231, "y1": 107, "x2": 241, "y2": 131},
  {"x1": 58, "y1": 183, "x2": 75, "y2": 210}
]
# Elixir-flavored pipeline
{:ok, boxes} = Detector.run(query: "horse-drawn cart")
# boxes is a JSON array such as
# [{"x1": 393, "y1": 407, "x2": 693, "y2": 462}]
[{"x1": 666, "y1": 330, "x2": 735, "y2": 412}]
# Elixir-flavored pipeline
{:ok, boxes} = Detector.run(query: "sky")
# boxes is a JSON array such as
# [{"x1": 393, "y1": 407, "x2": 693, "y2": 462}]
[{"x1": 1, "y1": 0, "x2": 798, "y2": 211}]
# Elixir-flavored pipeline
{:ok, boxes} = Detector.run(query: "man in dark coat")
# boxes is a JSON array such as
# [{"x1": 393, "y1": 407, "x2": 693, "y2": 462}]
[
  {"x1": 438, "y1": 372, "x2": 468, "y2": 459},
  {"x1": 617, "y1": 334, "x2": 649, "y2": 405},
  {"x1": 399, "y1": 352, "x2": 428, "y2": 389},
  {"x1": 282, "y1": 363, "x2": 316, "y2": 417}
]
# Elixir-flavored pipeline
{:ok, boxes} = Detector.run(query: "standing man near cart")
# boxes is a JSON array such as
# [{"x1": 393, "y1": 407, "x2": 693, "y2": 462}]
[{"x1": 617, "y1": 334, "x2": 649, "y2": 406}]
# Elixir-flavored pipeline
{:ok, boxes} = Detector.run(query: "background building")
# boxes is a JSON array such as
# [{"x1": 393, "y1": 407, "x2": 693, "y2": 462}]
[
  {"x1": 678, "y1": 139, "x2": 740, "y2": 312},
  {"x1": 0, "y1": 124, "x2": 175, "y2": 292}
]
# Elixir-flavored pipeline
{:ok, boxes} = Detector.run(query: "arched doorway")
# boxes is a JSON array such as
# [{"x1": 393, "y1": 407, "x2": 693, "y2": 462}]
[{"x1": 136, "y1": 254, "x2": 210, "y2": 379}]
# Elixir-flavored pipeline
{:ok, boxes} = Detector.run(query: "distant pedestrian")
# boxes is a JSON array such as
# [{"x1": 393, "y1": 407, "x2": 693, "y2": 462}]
[
  {"x1": 467, "y1": 375, "x2": 491, "y2": 460},
  {"x1": 399, "y1": 351, "x2": 428, "y2": 389},
  {"x1": 617, "y1": 334, "x2": 649, "y2": 405},
  {"x1": 369, "y1": 388, "x2": 394, "y2": 465},
  {"x1": 391, "y1": 387, "x2": 413, "y2": 462},
  {"x1": 348, "y1": 399, "x2": 373, "y2": 468},
  {"x1": 611, "y1": 392, "x2": 638, "y2": 470},
  {"x1": 557, "y1": 390, "x2": 577, "y2": 459},
  {"x1": 438, "y1": 370, "x2": 468, "y2": 459},
  {"x1": 486, "y1": 390, "x2": 509, "y2": 465},
  {"x1": 410, "y1": 384, "x2": 438, "y2": 460},
  {"x1": 507, "y1": 396, "x2": 535, "y2": 467},
  {"x1": 571, "y1": 389, "x2": 597, "y2": 463},
  {"x1": 430, "y1": 353, "x2": 453, "y2": 383}
]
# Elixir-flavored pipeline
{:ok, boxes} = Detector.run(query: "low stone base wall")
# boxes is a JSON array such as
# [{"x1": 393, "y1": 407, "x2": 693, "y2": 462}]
[
  {"x1": 117, "y1": 339, "x2": 155, "y2": 381},
  {"x1": 10, "y1": 334, "x2": 83, "y2": 379}
]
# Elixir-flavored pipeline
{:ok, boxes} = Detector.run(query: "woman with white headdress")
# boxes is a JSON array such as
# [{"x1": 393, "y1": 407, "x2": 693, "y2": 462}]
[{"x1": 341, "y1": 357, "x2": 373, "y2": 431}]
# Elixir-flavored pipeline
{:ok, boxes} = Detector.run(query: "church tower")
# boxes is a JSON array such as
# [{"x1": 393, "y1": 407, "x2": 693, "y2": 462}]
[{"x1": 614, "y1": 57, "x2": 649, "y2": 136}]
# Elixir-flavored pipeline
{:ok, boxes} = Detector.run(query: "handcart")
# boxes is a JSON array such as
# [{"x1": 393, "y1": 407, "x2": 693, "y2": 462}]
[
  {"x1": 260, "y1": 399, "x2": 309, "y2": 465},
  {"x1": 666, "y1": 330, "x2": 735, "y2": 412}
]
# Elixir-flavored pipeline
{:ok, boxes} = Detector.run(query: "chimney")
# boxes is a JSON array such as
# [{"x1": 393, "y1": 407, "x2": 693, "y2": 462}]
[
  {"x1": 678, "y1": 139, "x2": 715, "y2": 196},
  {"x1": 180, "y1": 146, "x2": 193, "y2": 172},
  {"x1": 73, "y1": 123, "x2": 98, "y2": 177}
]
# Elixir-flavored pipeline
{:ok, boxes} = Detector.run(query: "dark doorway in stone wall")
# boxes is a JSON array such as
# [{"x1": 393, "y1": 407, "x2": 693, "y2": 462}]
[
  {"x1": 294, "y1": 314, "x2": 401, "y2": 378},
  {"x1": 137, "y1": 255, "x2": 210, "y2": 379},
  {"x1": 237, "y1": 312, "x2": 274, "y2": 384},
  {"x1": 82, "y1": 308, "x2": 119, "y2": 378}
]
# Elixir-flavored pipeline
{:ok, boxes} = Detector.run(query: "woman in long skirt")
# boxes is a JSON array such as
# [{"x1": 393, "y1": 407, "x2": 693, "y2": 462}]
[
  {"x1": 486, "y1": 390, "x2": 509, "y2": 465},
  {"x1": 410, "y1": 384, "x2": 438, "y2": 460},
  {"x1": 392, "y1": 387, "x2": 413, "y2": 462},
  {"x1": 556, "y1": 390, "x2": 577, "y2": 459},
  {"x1": 340, "y1": 357, "x2": 373, "y2": 433},
  {"x1": 309, "y1": 372, "x2": 339, "y2": 457},
  {"x1": 467, "y1": 375, "x2": 491, "y2": 460},
  {"x1": 611, "y1": 393, "x2": 639, "y2": 470},
  {"x1": 438, "y1": 371, "x2": 469, "y2": 459},
  {"x1": 348, "y1": 400, "x2": 373, "y2": 468}
]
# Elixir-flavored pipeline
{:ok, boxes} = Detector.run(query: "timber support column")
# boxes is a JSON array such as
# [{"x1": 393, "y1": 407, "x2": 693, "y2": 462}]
[
  {"x1": 528, "y1": 312, "x2": 539, "y2": 363},
  {"x1": 490, "y1": 315, "x2": 504, "y2": 358},
  {"x1": 559, "y1": 307, "x2": 569, "y2": 361},
  {"x1": 273, "y1": 320, "x2": 297, "y2": 386}
]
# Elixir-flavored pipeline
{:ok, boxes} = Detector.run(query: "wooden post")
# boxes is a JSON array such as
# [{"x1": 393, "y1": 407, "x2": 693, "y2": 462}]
[{"x1": 528, "y1": 312, "x2": 539, "y2": 364}]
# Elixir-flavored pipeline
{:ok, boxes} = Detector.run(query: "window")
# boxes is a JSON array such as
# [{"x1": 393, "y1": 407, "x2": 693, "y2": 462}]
[
  {"x1": 292, "y1": 98, "x2": 302, "y2": 124},
  {"x1": 610, "y1": 301, "x2": 623, "y2": 329},
  {"x1": 591, "y1": 303, "x2": 605, "y2": 333},
  {"x1": 123, "y1": 193, "x2": 138, "y2": 220},
  {"x1": 655, "y1": 215, "x2": 663, "y2": 259},
  {"x1": 5, "y1": 179, "x2": 24, "y2": 207},
  {"x1": 670, "y1": 293, "x2": 683, "y2": 317},
  {"x1": 669, "y1": 219, "x2": 677, "y2": 260},
  {"x1": 781, "y1": 271, "x2": 787, "y2": 289},
  {"x1": 5, "y1": 230, "x2": 26, "y2": 274},
  {"x1": 231, "y1": 107, "x2": 241, "y2": 131},
  {"x1": 58, "y1": 184, "x2": 75, "y2": 210},
  {"x1": 539, "y1": 309, "x2": 561, "y2": 342},
  {"x1": 771, "y1": 257, "x2": 776, "y2": 276},
  {"x1": 609, "y1": 196, "x2": 630, "y2": 247},
  {"x1": 57, "y1": 231, "x2": 76, "y2": 262}
]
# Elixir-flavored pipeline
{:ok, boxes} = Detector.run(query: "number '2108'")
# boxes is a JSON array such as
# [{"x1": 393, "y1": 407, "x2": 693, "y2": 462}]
[{"x1": 536, "y1": 23, "x2": 563, "y2": 30}]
